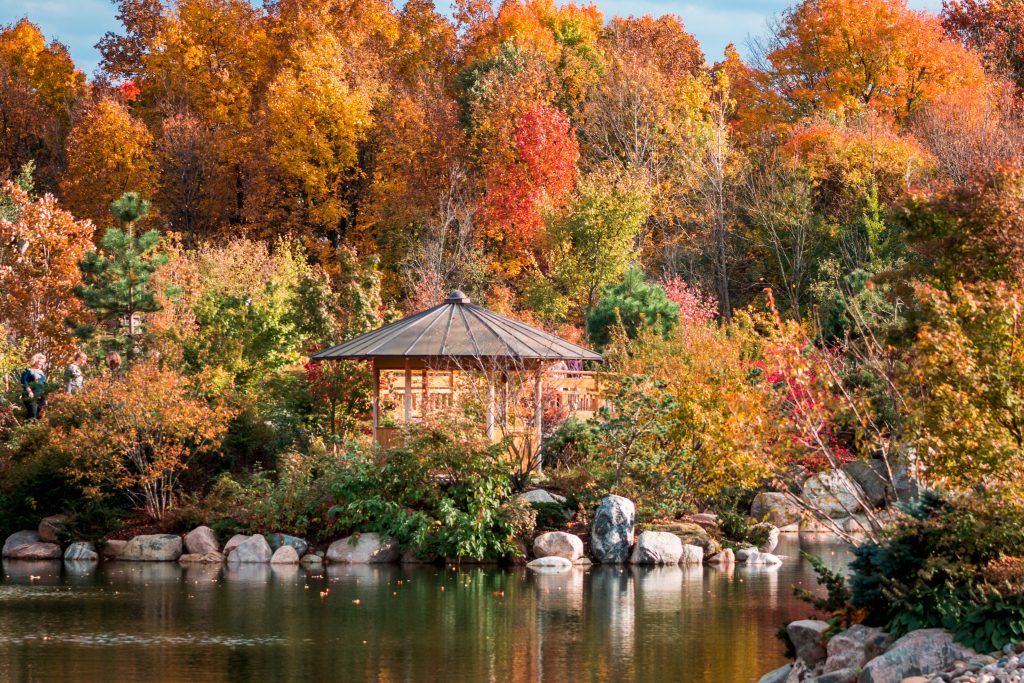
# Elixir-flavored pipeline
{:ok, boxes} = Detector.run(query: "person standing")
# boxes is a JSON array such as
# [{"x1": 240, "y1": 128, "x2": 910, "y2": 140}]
[
  {"x1": 64, "y1": 351, "x2": 88, "y2": 394},
  {"x1": 105, "y1": 351, "x2": 122, "y2": 377},
  {"x1": 20, "y1": 353, "x2": 47, "y2": 420}
]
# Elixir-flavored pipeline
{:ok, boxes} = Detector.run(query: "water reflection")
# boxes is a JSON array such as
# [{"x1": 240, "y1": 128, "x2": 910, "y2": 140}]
[{"x1": 0, "y1": 535, "x2": 852, "y2": 683}]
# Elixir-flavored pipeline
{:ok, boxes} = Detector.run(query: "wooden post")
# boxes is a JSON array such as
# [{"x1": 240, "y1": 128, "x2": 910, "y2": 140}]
[
  {"x1": 421, "y1": 369, "x2": 428, "y2": 417},
  {"x1": 534, "y1": 362, "x2": 544, "y2": 471},
  {"x1": 486, "y1": 373, "x2": 495, "y2": 440},
  {"x1": 372, "y1": 361, "x2": 380, "y2": 446},
  {"x1": 404, "y1": 359, "x2": 412, "y2": 423}
]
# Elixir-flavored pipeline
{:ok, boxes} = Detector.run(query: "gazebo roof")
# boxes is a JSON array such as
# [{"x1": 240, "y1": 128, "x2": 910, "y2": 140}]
[{"x1": 311, "y1": 291, "x2": 603, "y2": 364}]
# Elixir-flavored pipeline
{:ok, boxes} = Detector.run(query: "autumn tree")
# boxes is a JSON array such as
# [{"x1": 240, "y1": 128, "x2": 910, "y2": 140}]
[
  {"x1": 0, "y1": 170, "x2": 93, "y2": 359},
  {"x1": 0, "y1": 20, "x2": 85, "y2": 190},
  {"x1": 60, "y1": 96, "x2": 158, "y2": 229},
  {"x1": 753, "y1": 0, "x2": 986, "y2": 125},
  {"x1": 943, "y1": 0, "x2": 1024, "y2": 89}
]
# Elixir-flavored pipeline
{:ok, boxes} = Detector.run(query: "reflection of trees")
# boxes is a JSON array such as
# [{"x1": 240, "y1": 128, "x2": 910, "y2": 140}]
[{"x1": 0, "y1": 536, "x2": 855, "y2": 681}]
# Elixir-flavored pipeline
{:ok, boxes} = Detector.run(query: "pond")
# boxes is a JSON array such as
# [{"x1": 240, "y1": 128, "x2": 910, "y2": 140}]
[{"x1": 0, "y1": 535, "x2": 851, "y2": 682}]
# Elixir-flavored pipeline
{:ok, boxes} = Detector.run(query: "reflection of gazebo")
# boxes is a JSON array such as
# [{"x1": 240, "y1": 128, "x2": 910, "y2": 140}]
[{"x1": 311, "y1": 291, "x2": 603, "y2": 452}]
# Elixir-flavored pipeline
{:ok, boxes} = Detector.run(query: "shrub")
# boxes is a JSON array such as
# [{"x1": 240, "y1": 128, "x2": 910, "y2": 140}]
[
  {"x1": 541, "y1": 417, "x2": 600, "y2": 469},
  {"x1": 327, "y1": 424, "x2": 536, "y2": 560}
]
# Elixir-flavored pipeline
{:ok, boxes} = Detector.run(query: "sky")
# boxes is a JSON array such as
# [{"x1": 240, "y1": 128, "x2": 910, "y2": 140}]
[{"x1": 1, "y1": 0, "x2": 945, "y2": 78}]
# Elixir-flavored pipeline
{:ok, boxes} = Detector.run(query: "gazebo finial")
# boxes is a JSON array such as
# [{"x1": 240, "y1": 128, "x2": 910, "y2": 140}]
[{"x1": 445, "y1": 290, "x2": 470, "y2": 304}]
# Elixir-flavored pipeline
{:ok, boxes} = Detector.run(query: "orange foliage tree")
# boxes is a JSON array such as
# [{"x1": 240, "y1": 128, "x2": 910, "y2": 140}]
[
  {"x1": 0, "y1": 176, "x2": 94, "y2": 360},
  {"x1": 54, "y1": 363, "x2": 236, "y2": 520}
]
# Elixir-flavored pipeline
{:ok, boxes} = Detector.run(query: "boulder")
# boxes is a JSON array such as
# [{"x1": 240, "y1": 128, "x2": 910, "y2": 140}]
[
  {"x1": 519, "y1": 489, "x2": 567, "y2": 506},
  {"x1": 708, "y1": 548, "x2": 735, "y2": 565},
  {"x1": 751, "y1": 492, "x2": 803, "y2": 527},
  {"x1": 756, "y1": 664, "x2": 793, "y2": 683},
  {"x1": 118, "y1": 534, "x2": 183, "y2": 561},
  {"x1": 326, "y1": 533, "x2": 400, "y2": 564},
  {"x1": 3, "y1": 530, "x2": 40, "y2": 557},
  {"x1": 590, "y1": 495, "x2": 635, "y2": 563},
  {"x1": 37, "y1": 514, "x2": 68, "y2": 543},
  {"x1": 223, "y1": 534, "x2": 249, "y2": 555},
  {"x1": 843, "y1": 460, "x2": 893, "y2": 508},
  {"x1": 681, "y1": 513, "x2": 719, "y2": 530},
  {"x1": 184, "y1": 526, "x2": 219, "y2": 555},
  {"x1": 818, "y1": 667, "x2": 859, "y2": 683},
  {"x1": 757, "y1": 524, "x2": 781, "y2": 553},
  {"x1": 629, "y1": 531, "x2": 683, "y2": 565},
  {"x1": 533, "y1": 531, "x2": 584, "y2": 562},
  {"x1": 788, "y1": 619, "x2": 830, "y2": 666},
  {"x1": 735, "y1": 547, "x2": 759, "y2": 562},
  {"x1": 526, "y1": 556, "x2": 572, "y2": 573},
  {"x1": 178, "y1": 551, "x2": 224, "y2": 564},
  {"x1": 802, "y1": 470, "x2": 865, "y2": 517},
  {"x1": 745, "y1": 551, "x2": 783, "y2": 566},
  {"x1": 680, "y1": 544, "x2": 704, "y2": 564},
  {"x1": 270, "y1": 545, "x2": 300, "y2": 565},
  {"x1": 266, "y1": 533, "x2": 309, "y2": 559},
  {"x1": 858, "y1": 629, "x2": 975, "y2": 683},
  {"x1": 64, "y1": 542, "x2": 98, "y2": 562},
  {"x1": 300, "y1": 554, "x2": 323, "y2": 566},
  {"x1": 652, "y1": 522, "x2": 722, "y2": 558},
  {"x1": 101, "y1": 539, "x2": 127, "y2": 558},
  {"x1": 825, "y1": 625, "x2": 893, "y2": 673},
  {"x1": 6, "y1": 542, "x2": 61, "y2": 560},
  {"x1": 226, "y1": 534, "x2": 273, "y2": 564}
]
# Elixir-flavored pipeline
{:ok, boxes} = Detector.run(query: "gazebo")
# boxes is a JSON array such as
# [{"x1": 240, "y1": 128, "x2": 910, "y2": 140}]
[{"x1": 311, "y1": 291, "x2": 603, "y2": 455}]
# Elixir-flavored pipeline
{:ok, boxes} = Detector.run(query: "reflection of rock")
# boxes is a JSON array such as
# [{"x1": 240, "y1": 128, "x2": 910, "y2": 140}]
[
  {"x1": 64, "y1": 542, "x2": 98, "y2": 562},
  {"x1": 1, "y1": 560, "x2": 63, "y2": 582},
  {"x1": 63, "y1": 560, "x2": 98, "y2": 581},
  {"x1": 119, "y1": 534, "x2": 183, "y2": 561},
  {"x1": 223, "y1": 563, "x2": 271, "y2": 584},
  {"x1": 527, "y1": 556, "x2": 572, "y2": 573},
  {"x1": 327, "y1": 533, "x2": 400, "y2": 564},
  {"x1": 532, "y1": 563, "x2": 584, "y2": 614},
  {"x1": 589, "y1": 566, "x2": 635, "y2": 660},
  {"x1": 181, "y1": 564, "x2": 222, "y2": 583},
  {"x1": 633, "y1": 565, "x2": 688, "y2": 613},
  {"x1": 103, "y1": 561, "x2": 181, "y2": 583},
  {"x1": 533, "y1": 531, "x2": 584, "y2": 562},
  {"x1": 629, "y1": 531, "x2": 683, "y2": 565},
  {"x1": 184, "y1": 526, "x2": 219, "y2": 555},
  {"x1": 324, "y1": 563, "x2": 392, "y2": 586},
  {"x1": 179, "y1": 551, "x2": 224, "y2": 564},
  {"x1": 270, "y1": 563, "x2": 299, "y2": 581},
  {"x1": 591, "y1": 495, "x2": 635, "y2": 563}
]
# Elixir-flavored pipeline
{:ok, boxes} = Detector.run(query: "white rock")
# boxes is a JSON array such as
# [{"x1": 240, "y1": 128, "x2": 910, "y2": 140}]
[
  {"x1": 118, "y1": 534, "x2": 183, "y2": 561},
  {"x1": 64, "y1": 542, "x2": 98, "y2": 562},
  {"x1": 326, "y1": 533, "x2": 400, "y2": 564},
  {"x1": 757, "y1": 524, "x2": 780, "y2": 553},
  {"x1": 223, "y1": 534, "x2": 250, "y2": 555},
  {"x1": 630, "y1": 531, "x2": 683, "y2": 565},
  {"x1": 226, "y1": 534, "x2": 273, "y2": 563},
  {"x1": 745, "y1": 551, "x2": 782, "y2": 566},
  {"x1": 270, "y1": 545, "x2": 300, "y2": 565},
  {"x1": 735, "y1": 547, "x2": 760, "y2": 562},
  {"x1": 532, "y1": 531, "x2": 584, "y2": 562},
  {"x1": 680, "y1": 544, "x2": 704, "y2": 564},
  {"x1": 184, "y1": 526, "x2": 219, "y2": 555}
]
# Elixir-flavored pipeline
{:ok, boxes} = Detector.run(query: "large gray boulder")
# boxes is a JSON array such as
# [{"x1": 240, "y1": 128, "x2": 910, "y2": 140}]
[
  {"x1": 3, "y1": 530, "x2": 40, "y2": 557},
  {"x1": 226, "y1": 534, "x2": 273, "y2": 563},
  {"x1": 6, "y1": 542, "x2": 61, "y2": 560},
  {"x1": 184, "y1": 526, "x2": 219, "y2": 555},
  {"x1": 802, "y1": 470, "x2": 865, "y2": 517},
  {"x1": 750, "y1": 492, "x2": 803, "y2": 527},
  {"x1": 629, "y1": 531, "x2": 683, "y2": 565},
  {"x1": 788, "y1": 619, "x2": 830, "y2": 666},
  {"x1": 825, "y1": 625, "x2": 892, "y2": 673},
  {"x1": 38, "y1": 514, "x2": 68, "y2": 543},
  {"x1": 533, "y1": 532, "x2": 584, "y2": 562},
  {"x1": 653, "y1": 522, "x2": 721, "y2": 558},
  {"x1": 223, "y1": 534, "x2": 249, "y2": 555},
  {"x1": 117, "y1": 534, "x2": 183, "y2": 561},
  {"x1": 101, "y1": 539, "x2": 127, "y2": 558},
  {"x1": 858, "y1": 629, "x2": 975, "y2": 683},
  {"x1": 842, "y1": 461, "x2": 892, "y2": 508},
  {"x1": 326, "y1": 533, "x2": 400, "y2": 564},
  {"x1": 64, "y1": 542, "x2": 98, "y2": 562},
  {"x1": 745, "y1": 551, "x2": 782, "y2": 566},
  {"x1": 520, "y1": 489, "x2": 567, "y2": 506},
  {"x1": 267, "y1": 533, "x2": 309, "y2": 559},
  {"x1": 590, "y1": 495, "x2": 635, "y2": 563},
  {"x1": 680, "y1": 544, "x2": 704, "y2": 564}
]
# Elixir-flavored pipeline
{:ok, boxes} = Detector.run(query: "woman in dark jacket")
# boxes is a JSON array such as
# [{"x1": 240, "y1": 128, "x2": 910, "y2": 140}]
[{"x1": 20, "y1": 353, "x2": 48, "y2": 420}]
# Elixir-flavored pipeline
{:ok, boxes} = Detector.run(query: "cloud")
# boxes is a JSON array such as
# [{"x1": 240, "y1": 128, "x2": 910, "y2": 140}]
[{"x1": 0, "y1": 0, "x2": 949, "y2": 77}]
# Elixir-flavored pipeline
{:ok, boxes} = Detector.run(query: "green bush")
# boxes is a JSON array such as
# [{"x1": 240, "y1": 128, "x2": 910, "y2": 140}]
[
  {"x1": 542, "y1": 417, "x2": 600, "y2": 469},
  {"x1": 327, "y1": 425, "x2": 536, "y2": 561},
  {"x1": 848, "y1": 491, "x2": 1024, "y2": 649}
]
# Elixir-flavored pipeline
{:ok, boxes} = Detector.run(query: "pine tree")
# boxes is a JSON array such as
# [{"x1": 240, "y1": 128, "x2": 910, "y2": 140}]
[{"x1": 76, "y1": 192, "x2": 172, "y2": 360}]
